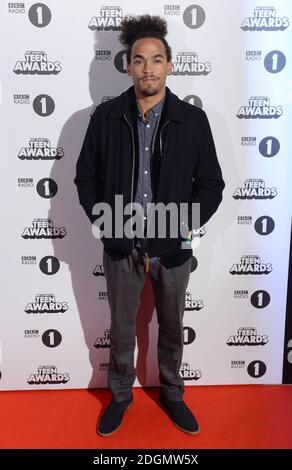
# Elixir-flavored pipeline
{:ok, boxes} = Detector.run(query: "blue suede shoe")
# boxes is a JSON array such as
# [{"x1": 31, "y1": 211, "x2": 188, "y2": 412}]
[
  {"x1": 159, "y1": 393, "x2": 199, "y2": 435},
  {"x1": 97, "y1": 395, "x2": 133, "y2": 437}
]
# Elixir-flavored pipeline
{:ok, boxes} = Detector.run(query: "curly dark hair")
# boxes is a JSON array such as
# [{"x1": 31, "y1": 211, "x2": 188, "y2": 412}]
[{"x1": 119, "y1": 14, "x2": 172, "y2": 64}]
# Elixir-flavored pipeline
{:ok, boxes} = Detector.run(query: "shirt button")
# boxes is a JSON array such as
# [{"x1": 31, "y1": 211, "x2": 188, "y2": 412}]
[
  {"x1": 145, "y1": 147, "x2": 149, "y2": 151},
  {"x1": 146, "y1": 124, "x2": 150, "y2": 128},
  {"x1": 144, "y1": 193, "x2": 148, "y2": 197},
  {"x1": 155, "y1": 113, "x2": 158, "y2": 116},
  {"x1": 144, "y1": 170, "x2": 148, "y2": 174}
]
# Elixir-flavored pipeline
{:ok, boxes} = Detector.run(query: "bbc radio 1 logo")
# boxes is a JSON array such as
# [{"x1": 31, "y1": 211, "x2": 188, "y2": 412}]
[
  {"x1": 93, "y1": 264, "x2": 105, "y2": 276},
  {"x1": 27, "y1": 366, "x2": 70, "y2": 385},
  {"x1": 247, "y1": 360, "x2": 267, "y2": 378},
  {"x1": 241, "y1": 136, "x2": 257, "y2": 146},
  {"x1": 233, "y1": 179, "x2": 277, "y2": 200},
  {"x1": 245, "y1": 50, "x2": 262, "y2": 61},
  {"x1": 8, "y1": 1, "x2": 51, "y2": 24},
  {"x1": 24, "y1": 329, "x2": 62, "y2": 347},
  {"x1": 95, "y1": 50, "x2": 112, "y2": 61},
  {"x1": 21, "y1": 255, "x2": 60, "y2": 275},
  {"x1": 8, "y1": 2, "x2": 25, "y2": 14},
  {"x1": 42, "y1": 329, "x2": 62, "y2": 348},
  {"x1": 21, "y1": 219, "x2": 66, "y2": 239},
  {"x1": 237, "y1": 215, "x2": 275, "y2": 235},
  {"x1": 40, "y1": 255, "x2": 60, "y2": 275},
  {"x1": 234, "y1": 289, "x2": 249, "y2": 299},
  {"x1": 237, "y1": 215, "x2": 252, "y2": 225},
  {"x1": 259, "y1": 137, "x2": 280, "y2": 158},
  {"x1": 13, "y1": 94, "x2": 55, "y2": 116},
  {"x1": 241, "y1": 6, "x2": 289, "y2": 31},
  {"x1": 18, "y1": 138, "x2": 64, "y2": 161},
  {"x1": 94, "y1": 329, "x2": 110, "y2": 349},
  {"x1": 24, "y1": 329, "x2": 39, "y2": 338},
  {"x1": 231, "y1": 360, "x2": 245, "y2": 369},
  {"x1": 21, "y1": 255, "x2": 37, "y2": 265},
  {"x1": 17, "y1": 177, "x2": 58, "y2": 198},
  {"x1": 241, "y1": 136, "x2": 280, "y2": 158},
  {"x1": 237, "y1": 96, "x2": 282, "y2": 119},
  {"x1": 179, "y1": 363, "x2": 201, "y2": 381},
  {"x1": 251, "y1": 290, "x2": 271, "y2": 309},
  {"x1": 264, "y1": 51, "x2": 286, "y2": 73},
  {"x1": 231, "y1": 360, "x2": 267, "y2": 378},
  {"x1": 88, "y1": 5, "x2": 126, "y2": 30},
  {"x1": 254, "y1": 216, "x2": 275, "y2": 235},
  {"x1": 163, "y1": 4, "x2": 181, "y2": 16},
  {"x1": 171, "y1": 52, "x2": 211, "y2": 76},
  {"x1": 246, "y1": 50, "x2": 286, "y2": 73},
  {"x1": 18, "y1": 177, "x2": 33, "y2": 188},
  {"x1": 183, "y1": 326, "x2": 196, "y2": 345},
  {"x1": 28, "y1": 3, "x2": 52, "y2": 27},
  {"x1": 182, "y1": 4, "x2": 206, "y2": 29},
  {"x1": 14, "y1": 93, "x2": 30, "y2": 104},
  {"x1": 185, "y1": 292, "x2": 204, "y2": 311},
  {"x1": 245, "y1": 50, "x2": 286, "y2": 73},
  {"x1": 13, "y1": 51, "x2": 61, "y2": 75},
  {"x1": 33, "y1": 94, "x2": 55, "y2": 116},
  {"x1": 25, "y1": 294, "x2": 68, "y2": 314},
  {"x1": 234, "y1": 289, "x2": 271, "y2": 309},
  {"x1": 230, "y1": 255, "x2": 272, "y2": 275},
  {"x1": 227, "y1": 327, "x2": 268, "y2": 346},
  {"x1": 37, "y1": 178, "x2": 58, "y2": 198}
]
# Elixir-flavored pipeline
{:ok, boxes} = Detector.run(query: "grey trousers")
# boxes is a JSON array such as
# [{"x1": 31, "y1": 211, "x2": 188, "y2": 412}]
[{"x1": 103, "y1": 247, "x2": 192, "y2": 402}]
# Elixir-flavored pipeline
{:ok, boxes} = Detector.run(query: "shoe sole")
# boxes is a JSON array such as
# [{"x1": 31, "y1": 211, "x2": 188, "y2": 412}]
[
  {"x1": 97, "y1": 400, "x2": 133, "y2": 437},
  {"x1": 173, "y1": 422, "x2": 200, "y2": 435},
  {"x1": 159, "y1": 400, "x2": 200, "y2": 436}
]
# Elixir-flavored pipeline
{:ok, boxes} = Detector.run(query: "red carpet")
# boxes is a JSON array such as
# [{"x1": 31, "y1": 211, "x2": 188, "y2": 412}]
[{"x1": 0, "y1": 385, "x2": 291, "y2": 448}]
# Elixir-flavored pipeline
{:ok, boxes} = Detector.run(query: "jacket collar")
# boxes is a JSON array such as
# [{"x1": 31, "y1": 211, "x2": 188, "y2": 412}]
[{"x1": 107, "y1": 85, "x2": 185, "y2": 124}]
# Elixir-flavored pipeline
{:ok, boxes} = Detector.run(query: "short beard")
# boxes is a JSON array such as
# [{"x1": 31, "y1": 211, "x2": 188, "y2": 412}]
[{"x1": 140, "y1": 87, "x2": 158, "y2": 97}]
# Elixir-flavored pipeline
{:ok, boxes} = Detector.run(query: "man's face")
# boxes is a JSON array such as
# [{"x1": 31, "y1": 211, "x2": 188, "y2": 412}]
[{"x1": 127, "y1": 37, "x2": 172, "y2": 97}]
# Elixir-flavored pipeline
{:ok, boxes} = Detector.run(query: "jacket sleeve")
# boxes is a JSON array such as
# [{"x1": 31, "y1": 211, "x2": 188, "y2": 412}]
[
  {"x1": 74, "y1": 111, "x2": 104, "y2": 224},
  {"x1": 188, "y1": 110, "x2": 225, "y2": 229}
]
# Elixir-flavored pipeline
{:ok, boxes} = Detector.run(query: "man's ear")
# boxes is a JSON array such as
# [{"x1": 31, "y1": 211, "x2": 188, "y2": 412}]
[
  {"x1": 167, "y1": 61, "x2": 173, "y2": 75},
  {"x1": 127, "y1": 64, "x2": 131, "y2": 76}
]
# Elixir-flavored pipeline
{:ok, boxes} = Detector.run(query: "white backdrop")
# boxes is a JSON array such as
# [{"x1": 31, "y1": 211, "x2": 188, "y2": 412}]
[{"x1": 0, "y1": 0, "x2": 291, "y2": 391}]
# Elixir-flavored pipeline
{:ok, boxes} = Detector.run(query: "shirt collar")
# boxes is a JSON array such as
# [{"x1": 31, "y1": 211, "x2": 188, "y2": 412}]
[{"x1": 136, "y1": 94, "x2": 165, "y2": 119}]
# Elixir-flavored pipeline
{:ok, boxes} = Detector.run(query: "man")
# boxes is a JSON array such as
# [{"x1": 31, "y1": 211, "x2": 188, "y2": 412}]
[{"x1": 74, "y1": 14, "x2": 225, "y2": 437}]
